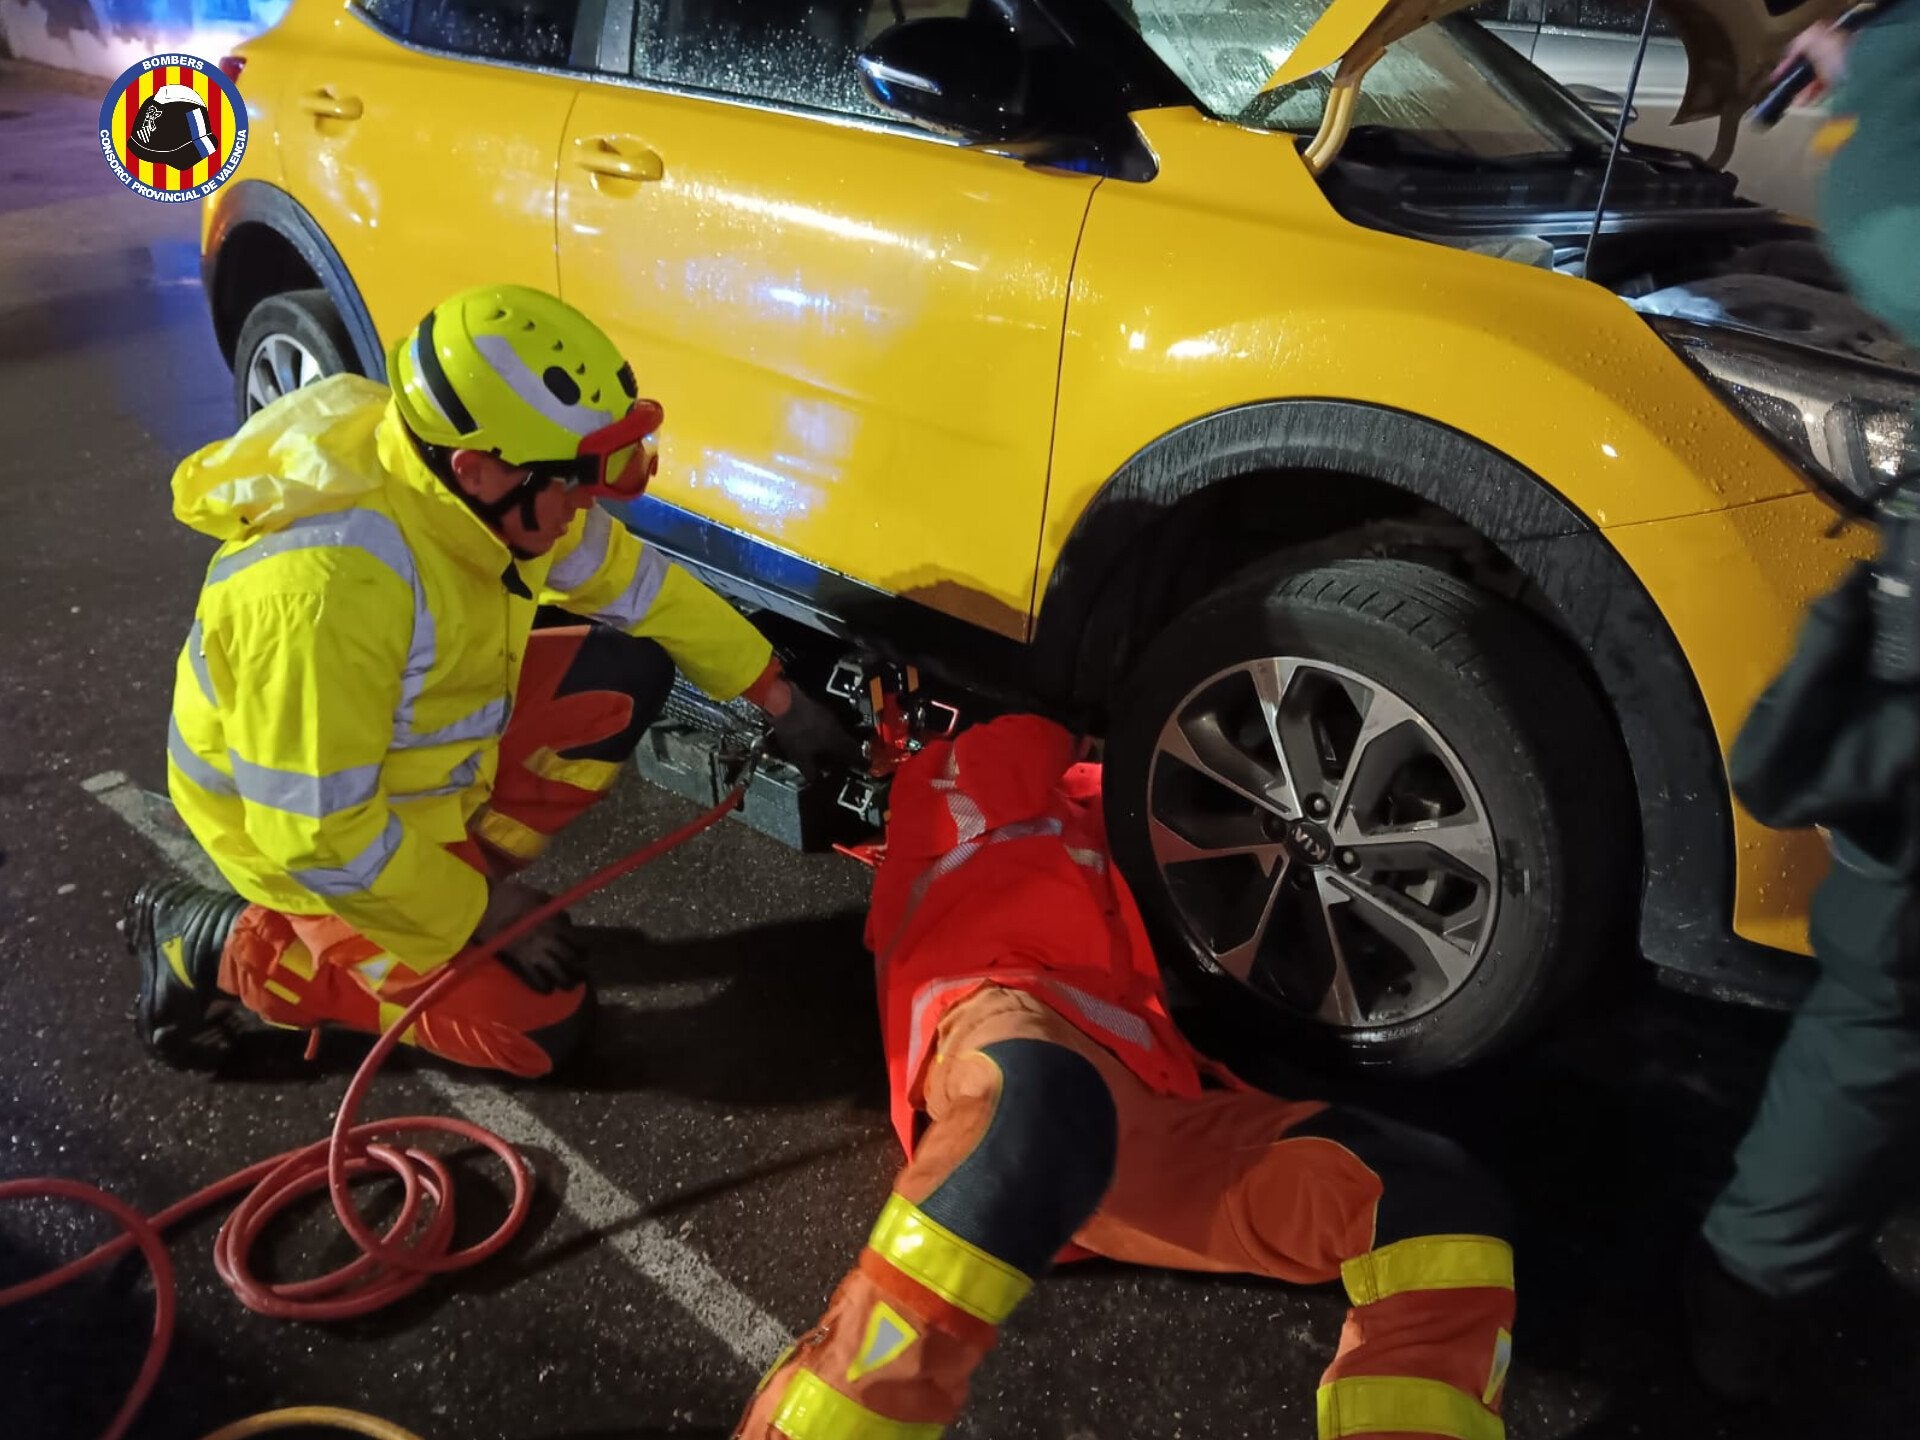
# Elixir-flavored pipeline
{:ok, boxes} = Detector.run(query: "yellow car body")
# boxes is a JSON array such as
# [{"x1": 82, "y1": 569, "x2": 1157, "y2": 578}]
[{"x1": 201, "y1": 0, "x2": 1904, "y2": 1056}]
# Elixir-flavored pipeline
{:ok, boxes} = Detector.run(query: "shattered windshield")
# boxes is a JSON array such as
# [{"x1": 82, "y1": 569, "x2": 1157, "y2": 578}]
[{"x1": 1101, "y1": 1, "x2": 1616, "y2": 163}]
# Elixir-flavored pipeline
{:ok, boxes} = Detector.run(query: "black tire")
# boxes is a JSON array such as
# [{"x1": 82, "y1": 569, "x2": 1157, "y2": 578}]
[
  {"x1": 231, "y1": 288, "x2": 355, "y2": 423},
  {"x1": 1106, "y1": 557, "x2": 1631, "y2": 1076}
]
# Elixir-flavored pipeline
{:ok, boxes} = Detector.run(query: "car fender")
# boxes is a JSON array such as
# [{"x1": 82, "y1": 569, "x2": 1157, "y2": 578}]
[
  {"x1": 1034, "y1": 396, "x2": 1793, "y2": 995},
  {"x1": 1050, "y1": 109, "x2": 1806, "y2": 543},
  {"x1": 201, "y1": 179, "x2": 385, "y2": 380}
]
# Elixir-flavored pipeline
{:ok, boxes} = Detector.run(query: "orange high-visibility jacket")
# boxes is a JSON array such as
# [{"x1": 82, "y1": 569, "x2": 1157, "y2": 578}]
[{"x1": 868, "y1": 715, "x2": 1210, "y2": 1151}]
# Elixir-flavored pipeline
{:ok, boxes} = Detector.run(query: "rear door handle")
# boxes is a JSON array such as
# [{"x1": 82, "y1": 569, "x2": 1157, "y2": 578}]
[
  {"x1": 298, "y1": 89, "x2": 363, "y2": 121},
  {"x1": 572, "y1": 135, "x2": 664, "y2": 183}
]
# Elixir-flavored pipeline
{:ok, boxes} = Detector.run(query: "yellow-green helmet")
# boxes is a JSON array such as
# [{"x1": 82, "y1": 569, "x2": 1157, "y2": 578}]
[{"x1": 388, "y1": 284, "x2": 639, "y2": 465}]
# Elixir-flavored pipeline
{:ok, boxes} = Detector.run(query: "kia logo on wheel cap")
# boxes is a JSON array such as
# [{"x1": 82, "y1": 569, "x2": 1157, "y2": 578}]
[{"x1": 1287, "y1": 819, "x2": 1333, "y2": 866}]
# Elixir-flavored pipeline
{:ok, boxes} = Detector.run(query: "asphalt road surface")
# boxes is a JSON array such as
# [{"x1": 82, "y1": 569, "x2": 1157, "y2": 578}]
[{"x1": 3, "y1": 63, "x2": 1917, "y2": 1440}]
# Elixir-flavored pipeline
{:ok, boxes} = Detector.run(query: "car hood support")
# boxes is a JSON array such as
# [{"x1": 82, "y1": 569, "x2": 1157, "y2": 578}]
[{"x1": 1267, "y1": 0, "x2": 1853, "y2": 163}]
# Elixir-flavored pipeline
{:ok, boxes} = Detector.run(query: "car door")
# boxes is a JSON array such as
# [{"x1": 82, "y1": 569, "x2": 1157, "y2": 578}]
[
  {"x1": 555, "y1": 0, "x2": 1101, "y2": 640},
  {"x1": 275, "y1": 0, "x2": 595, "y2": 350}
]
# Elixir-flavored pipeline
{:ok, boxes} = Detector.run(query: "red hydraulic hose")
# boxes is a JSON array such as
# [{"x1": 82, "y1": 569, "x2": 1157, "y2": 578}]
[{"x1": 0, "y1": 781, "x2": 748, "y2": 1440}]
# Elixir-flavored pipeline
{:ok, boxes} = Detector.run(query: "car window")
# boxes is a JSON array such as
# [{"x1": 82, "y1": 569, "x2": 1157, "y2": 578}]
[
  {"x1": 628, "y1": 0, "x2": 973, "y2": 117},
  {"x1": 1540, "y1": 0, "x2": 1838, "y2": 37},
  {"x1": 357, "y1": 0, "x2": 586, "y2": 69},
  {"x1": 361, "y1": 0, "x2": 414, "y2": 30},
  {"x1": 1463, "y1": 0, "x2": 1671, "y2": 39}
]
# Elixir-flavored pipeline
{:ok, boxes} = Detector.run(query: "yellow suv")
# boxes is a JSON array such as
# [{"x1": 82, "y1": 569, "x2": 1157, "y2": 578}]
[{"x1": 200, "y1": 0, "x2": 1918, "y2": 1073}]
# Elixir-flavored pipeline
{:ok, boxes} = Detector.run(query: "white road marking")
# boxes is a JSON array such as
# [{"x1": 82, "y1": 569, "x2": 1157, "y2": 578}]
[
  {"x1": 86, "y1": 770, "x2": 226, "y2": 887},
  {"x1": 427, "y1": 1073, "x2": 793, "y2": 1368},
  {"x1": 85, "y1": 769, "x2": 793, "y2": 1372}
]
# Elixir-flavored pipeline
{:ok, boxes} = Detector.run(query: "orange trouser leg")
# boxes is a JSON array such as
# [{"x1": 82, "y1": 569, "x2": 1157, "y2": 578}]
[
  {"x1": 744, "y1": 990, "x2": 1512, "y2": 1436},
  {"x1": 211, "y1": 626, "x2": 661, "y2": 1077},
  {"x1": 471, "y1": 623, "x2": 674, "y2": 869},
  {"x1": 735, "y1": 1252, "x2": 1000, "y2": 1439},
  {"x1": 744, "y1": 985, "x2": 1514, "y2": 1440},
  {"x1": 1071, "y1": 1015, "x2": 1516, "y2": 1440},
  {"x1": 219, "y1": 904, "x2": 591, "y2": 1079},
  {"x1": 737, "y1": 989, "x2": 1120, "y2": 1439}
]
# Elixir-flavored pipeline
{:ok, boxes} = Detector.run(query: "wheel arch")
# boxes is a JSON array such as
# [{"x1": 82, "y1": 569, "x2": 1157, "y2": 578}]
[
  {"x1": 1033, "y1": 398, "x2": 1748, "y2": 987},
  {"x1": 202, "y1": 181, "x2": 385, "y2": 380}
]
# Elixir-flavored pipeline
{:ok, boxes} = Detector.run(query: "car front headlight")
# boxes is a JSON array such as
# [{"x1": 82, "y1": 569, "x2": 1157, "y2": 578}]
[{"x1": 1653, "y1": 318, "x2": 1919, "y2": 509}]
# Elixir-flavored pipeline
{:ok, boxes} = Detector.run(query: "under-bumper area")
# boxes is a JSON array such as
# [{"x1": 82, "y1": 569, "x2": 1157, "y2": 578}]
[{"x1": 640, "y1": 541, "x2": 1843, "y2": 1014}]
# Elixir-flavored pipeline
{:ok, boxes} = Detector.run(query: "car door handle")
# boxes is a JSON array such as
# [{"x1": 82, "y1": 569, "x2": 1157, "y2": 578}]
[
  {"x1": 572, "y1": 136, "x2": 664, "y2": 183},
  {"x1": 298, "y1": 89, "x2": 363, "y2": 121}
]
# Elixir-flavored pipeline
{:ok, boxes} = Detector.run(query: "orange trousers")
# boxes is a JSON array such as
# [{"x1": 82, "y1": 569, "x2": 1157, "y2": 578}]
[
  {"x1": 219, "y1": 624, "x2": 674, "y2": 1077},
  {"x1": 740, "y1": 986, "x2": 1515, "y2": 1440}
]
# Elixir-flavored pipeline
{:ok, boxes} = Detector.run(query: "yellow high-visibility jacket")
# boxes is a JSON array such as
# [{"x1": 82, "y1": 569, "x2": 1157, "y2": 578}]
[{"x1": 167, "y1": 375, "x2": 772, "y2": 969}]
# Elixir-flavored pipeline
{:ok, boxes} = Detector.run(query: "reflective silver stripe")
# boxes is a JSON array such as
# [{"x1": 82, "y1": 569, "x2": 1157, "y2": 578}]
[
  {"x1": 392, "y1": 751, "x2": 482, "y2": 802},
  {"x1": 547, "y1": 506, "x2": 614, "y2": 593},
  {"x1": 929, "y1": 749, "x2": 985, "y2": 843},
  {"x1": 408, "y1": 328, "x2": 455, "y2": 431},
  {"x1": 204, "y1": 510, "x2": 438, "y2": 747},
  {"x1": 167, "y1": 717, "x2": 237, "y2": 796},
  {"x1": 593, "y1": 544, "x2": 671, "y2": 630},
  {"x1": 206, "y1": 510, "x2": 415, "y2": 590},
  {"x1": 885, "y1": 816, "x2": 1065, "y2": 956},
  {"x1": 185, "y1": 620, "x2": 216, "y2": 705},
  {"x1": 1065, "y1": 845, "x2": 1108, "y2": 873},
  {"x1": 1041, "y1": 980, "x2": 1157, "y2": 1052},
  {"x1": 395, "y1": 697, "x2": 510, "y2": 751},
  {"x1": 946, "y1": 790, "x2": 986, "y2": 845},
  {"x1": 1001, "y1": 816, "x2": 1063, "y2": 841},
  {"x1": 292, "y1": 813, "x2": 405, "y2": 897},
  {"x1": 930, "y1": 751, "x2": 960, "y2": 790},
  {"x1": 226, "y1": 752, "x2": 381, "y2": 819},
  {"x1": 471, "y1": 332, "x2": 618, "y2": 437},
  {"x1": 924, "y1": 815, "x2": 1061, "y2": 894}
]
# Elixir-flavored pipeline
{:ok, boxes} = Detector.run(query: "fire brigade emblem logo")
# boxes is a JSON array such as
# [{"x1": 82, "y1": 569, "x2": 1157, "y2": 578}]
[{"x1": 99, "y1": 54, "x2": 248, "y2": 203}]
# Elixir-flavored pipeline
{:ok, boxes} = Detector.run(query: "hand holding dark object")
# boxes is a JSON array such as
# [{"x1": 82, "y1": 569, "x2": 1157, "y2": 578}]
[
  {"x1": 473, "y1": 878, "x2": 585, "y2": 994},
  {"x1": 1753, "y1": 10, "x2": 1871, "y2": 127},
  {"x1": 763, "y1": 676, "x2": 864, "y2": 782}
]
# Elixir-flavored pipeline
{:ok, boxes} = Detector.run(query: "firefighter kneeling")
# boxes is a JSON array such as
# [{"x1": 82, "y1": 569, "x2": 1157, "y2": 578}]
[
  {"x1": 125, "y1": 284, "x2": 854, "y2": 1078},
  {"x1": 738, "y1": 716, "x2": 1514, "y2": 1440}
]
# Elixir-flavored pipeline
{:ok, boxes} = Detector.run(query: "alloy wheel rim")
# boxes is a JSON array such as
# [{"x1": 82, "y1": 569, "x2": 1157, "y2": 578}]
[
  {"x1": 244, "y1": 333, "x2": 325, "y2": 414},
  {"x1": 1147, "y1": 656, "x2": 1499, "y2": 1029}
]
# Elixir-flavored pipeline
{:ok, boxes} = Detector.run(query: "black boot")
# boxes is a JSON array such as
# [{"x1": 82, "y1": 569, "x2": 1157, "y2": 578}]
[
  {"x1": 124, "y1": 878, "x2": 248, "y2": 1064},
  {"x1": 1684, "y1": 1234, "x2": 1795, "y2": 1403}
]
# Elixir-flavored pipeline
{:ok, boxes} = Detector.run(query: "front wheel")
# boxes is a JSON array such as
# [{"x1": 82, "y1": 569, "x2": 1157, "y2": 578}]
[
  {"x1": 232, "y1": 288, "x2": 354, "y2": 423},
  {"x1": 1105, "y1": 558, "x2": 1631, "y2": 1076}
]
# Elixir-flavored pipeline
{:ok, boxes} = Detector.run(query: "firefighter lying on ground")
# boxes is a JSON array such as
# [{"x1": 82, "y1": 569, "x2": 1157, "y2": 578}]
[
  {"x1": 738, "y1": 715, "x2": 1515, "y2": 1440},
  {"x1": 125, "y1": 283, "x2": 855, "y2": 1078}
]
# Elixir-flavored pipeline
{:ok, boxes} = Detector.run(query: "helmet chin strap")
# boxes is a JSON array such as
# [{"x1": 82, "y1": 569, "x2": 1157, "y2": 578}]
[{"x1": 464, "y1": 469, "x2": 558, "y2": 557}]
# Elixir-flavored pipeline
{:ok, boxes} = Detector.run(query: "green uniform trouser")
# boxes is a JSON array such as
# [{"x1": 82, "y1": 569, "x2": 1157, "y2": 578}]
[
  {"x1": 1701, "y1": 0, "x2": 1920, "y2": 1303},
  {"x1": 1703, "y1": 846, "x2": 1920, "y2": 1297}
]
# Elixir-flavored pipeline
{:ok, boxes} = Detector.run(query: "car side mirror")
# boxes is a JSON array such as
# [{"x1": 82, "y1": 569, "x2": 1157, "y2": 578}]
[{"x1": 856, "y1": 17, "x2": 1033, "y2": 144}]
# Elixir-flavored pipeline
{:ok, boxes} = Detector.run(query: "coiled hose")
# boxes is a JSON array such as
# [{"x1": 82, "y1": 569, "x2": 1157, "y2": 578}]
[{"x1": 1, "y1": 779, "x2": 750, "y2": 1440}]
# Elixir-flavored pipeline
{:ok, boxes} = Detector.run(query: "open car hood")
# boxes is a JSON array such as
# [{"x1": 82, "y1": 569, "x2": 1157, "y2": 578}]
[{"x1": 1270, "y1": 0, "x2": 1850, "y2": 125}]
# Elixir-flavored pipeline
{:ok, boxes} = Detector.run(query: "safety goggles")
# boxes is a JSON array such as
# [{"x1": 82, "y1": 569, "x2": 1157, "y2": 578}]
[{"x1": 526, "y1": 399, "x2": 665, "y2": 500}]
